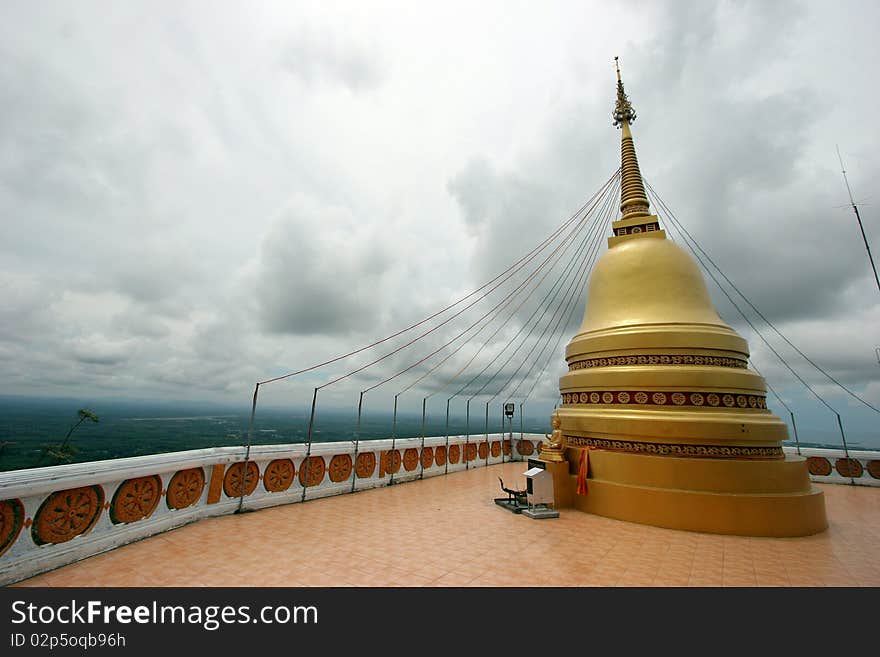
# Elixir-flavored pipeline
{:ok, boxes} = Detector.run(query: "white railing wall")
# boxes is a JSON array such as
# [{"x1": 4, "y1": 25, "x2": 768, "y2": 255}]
[
  {"x1": 2, "y1": 438, "x2": 878, "y2": 586},
  {"x1": 0, "y1": 433, "x2": 546, "y2": 586},
  {"x1": 781, "y1": 445, "x2": 880, "y2": 487}
]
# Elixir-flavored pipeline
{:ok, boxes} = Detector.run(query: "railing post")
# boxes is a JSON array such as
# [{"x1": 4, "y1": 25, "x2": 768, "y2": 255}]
[
  {"x1": 301, "y1": 388, "x2": 318, "y2": 503},
  {"x1": 835, "y1": 413, "x2": 855, "y2": 485},
  {"x1": 484, "y1": 401, "x2": 489, "y2": 468},
  {"x1": 444, "y1": 399, "x2": 451, "y2": 475},
  {"x1": 465, "y1": 399, "x2": 471, "y2": 470},
  {"x1": 390, "y1": 394, "x2": 399, "y2": 485},
  {"x1": 419, "y1": 397, "x2": 427, "y2": 480},
  {"x1": 789, "y1": 411, "x2": 801, "y2": 456},
  {"x1": 519, "y1": 403, "x2": 524, "y2": 460},
  {"x1": 237, "y1": 382, "x2": 260, "y2": 513},
  {"x1": 351, "y1": 391, "x2": 364, "y2": 493}
]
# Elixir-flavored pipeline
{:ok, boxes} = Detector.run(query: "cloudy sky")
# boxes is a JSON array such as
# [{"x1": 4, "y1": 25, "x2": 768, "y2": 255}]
[{"x1": 1, "y1": 1, "x2": 878, "y2": 440}]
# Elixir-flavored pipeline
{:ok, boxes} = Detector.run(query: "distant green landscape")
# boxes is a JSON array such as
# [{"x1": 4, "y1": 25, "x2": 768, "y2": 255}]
[
  {"x1": 0, "y1": 396, "x2": 550, "y2": 472},
  {"x1": 0, "y1": 395, "x2": 874, "y2": 473}
]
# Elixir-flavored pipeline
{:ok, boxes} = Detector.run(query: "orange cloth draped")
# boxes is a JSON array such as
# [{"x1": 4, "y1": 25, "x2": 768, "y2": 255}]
[{"x1": 577, "y1": 447, "x2": 592, "y2": 495}]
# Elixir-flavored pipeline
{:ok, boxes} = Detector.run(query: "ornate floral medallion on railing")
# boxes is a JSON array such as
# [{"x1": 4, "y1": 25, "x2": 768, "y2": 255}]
[
  {"x1": 836, "y1": 458, "x2": 863, "y2": 478},
  {"x1": 298, "y1": 456, "x2": 326, "y2": 487},
  {"x1": 868, "y1": 460, "x2": 880, "y2": 480},
  {"x1": 403, "y1": 448, "x2": 419, "y2": 472},
  {"x1": 355, "y1": 452, "x2": 376, "y2": 478},
  {"x1": 434, "y1": 445, "x2": 447, "y2": 466},
  {"x1": 381, "y1": 450, "x2": 401, "y2": 475},
  {"x1": 448, "y1": 444, "x2": 460, "y2": 464},
  {"x1": 807, "y1": 456, "x2": 832, "y2": 476},
  {"x1": 466, "y1": 443, "x2": 477, "y2": 461},
  {"x1": 32, "y1": 486, "x2": 104, "y2": 546},
  {"x1": 502, "y1": 439, "x2": 511, "y2": 455},
  {"x1": 516, "y1": 440, "x2": 534, "y2": 456},
  {"x1": 328, "y1": 454, "x2": 353, "y2": 482},
  {"x1": 263, "y1": 459, "x2": 296, "y2": 492},
  {"x1": 166, "y1": 468, "x2": 205, "y2": 510},
  {"x1": 420, "y1": 447, "x2": 434, "y2": 469},
  {"x1": 0, "y1": 499, "x2": 25, "y2": 558},
  {"x1": 478, "y1": 442, "x2": 489, "y2": 459},
  {"x1": 110, "y1": 476, "x2": 162, "y2": 524},
  {"x1": 223, "y1": 461, "x2": 260, "y2": 497},
  {"x1": 491, "y1": 441, "x2": 501, "y2": 457}
]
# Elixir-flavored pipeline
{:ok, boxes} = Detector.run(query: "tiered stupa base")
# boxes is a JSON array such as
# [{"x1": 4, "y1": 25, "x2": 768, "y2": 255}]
[{"x1": 559, "y1": 447, "x2": 827, "y2": 537}]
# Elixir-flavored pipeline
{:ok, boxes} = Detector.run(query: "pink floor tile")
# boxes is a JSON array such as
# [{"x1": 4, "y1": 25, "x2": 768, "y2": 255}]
[{"x1": 9, "y1": 464, "x2": 880, "y2": 588}]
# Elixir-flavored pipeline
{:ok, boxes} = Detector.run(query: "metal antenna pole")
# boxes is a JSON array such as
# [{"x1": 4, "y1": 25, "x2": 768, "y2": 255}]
[{"x1": 837, "y1": 145, "x2": 880, "y2": 293}]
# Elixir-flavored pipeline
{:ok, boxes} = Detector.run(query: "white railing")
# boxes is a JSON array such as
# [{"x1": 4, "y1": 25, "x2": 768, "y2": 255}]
[
  {"x1": 2, "y1": 438, "x2": 877, "y2": 586},
  {"x1": 0, "y1": 433, "x2": 546, "y2": 586},
  {"x1": 782, "y1": 445, "x2": 880, "y2": 487}
]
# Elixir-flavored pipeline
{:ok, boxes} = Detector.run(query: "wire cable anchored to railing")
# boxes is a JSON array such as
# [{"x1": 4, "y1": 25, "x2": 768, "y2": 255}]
[
  {"x1": 438, "y1": 175, "x2": 620, "y2": 453},
  {"x1": 257, "y1": 168, "x2": 621, "y2": 387},
  {"x1": 513, "y1": 176, "x2": 622, "y2": 414},
  {"x1": 645, "y1": 179, "x2": 879, "y2": 416},
  {"x1": 363, "y1": 172, "x2": 620, "y2": 398},
  {"x1": 348, "y1": 172, "x2": 620, "y2": 465},
  {"x1": 238, "y1": 170, "x2": 623, "y2": 508},
  {"x1": 501, "y1": 177, "x2": 620, "y2": 406},
  {"x1": 645, "y1": 180, "x2": 861, "y2": 483}
]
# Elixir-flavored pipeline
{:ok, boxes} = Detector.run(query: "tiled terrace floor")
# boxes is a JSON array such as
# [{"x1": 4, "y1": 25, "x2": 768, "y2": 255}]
[{"x1": 13, "y1": 462, "x2": 880, "y2": 587}]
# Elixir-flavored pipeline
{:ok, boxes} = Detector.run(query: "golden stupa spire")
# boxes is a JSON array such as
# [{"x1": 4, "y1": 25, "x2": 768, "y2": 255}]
[
  {"x1": 552, "y1": 60, "x2": 827, "y2": 540},
  {"x1": 613, "y1": 57, "x2": 650, "y2": 220}
]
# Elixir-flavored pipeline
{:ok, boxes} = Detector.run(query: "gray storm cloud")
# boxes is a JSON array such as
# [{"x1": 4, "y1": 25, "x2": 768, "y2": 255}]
[
  {"x1": 256, "y1": 199, "x2": 393, "y2": 336},
  {"x1": 0, "y1": 0, "x2": 876, "y2": 435},
  {"x1": 279, "y1": 27, "x2": 387, "y2": 92}
]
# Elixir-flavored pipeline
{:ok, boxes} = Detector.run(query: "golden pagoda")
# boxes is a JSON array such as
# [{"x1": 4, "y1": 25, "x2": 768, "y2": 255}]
[{"x1": 548, "y1": 59, "x2": 827, "y2": 536}]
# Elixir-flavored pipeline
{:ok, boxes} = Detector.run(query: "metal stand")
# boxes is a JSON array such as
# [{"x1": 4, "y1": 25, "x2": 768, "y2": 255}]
[{"x1": 522, "y1": 504, "x2": 559, "y2": 520}]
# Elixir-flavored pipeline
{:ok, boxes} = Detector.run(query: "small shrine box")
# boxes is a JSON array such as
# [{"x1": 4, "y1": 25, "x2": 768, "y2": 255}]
[{"x1": 523, "y1": 466, "x2": 553, "y2": 506}]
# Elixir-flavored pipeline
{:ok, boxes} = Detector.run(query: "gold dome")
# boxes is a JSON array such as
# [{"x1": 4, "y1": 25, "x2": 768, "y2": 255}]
[
  {"x1": 579, "y1": 235, "x2": 730, "y2": 333},
  {"x1": 571, "y1": 232, "x2": 750, "y2": 356},
  {"x1": 559, "y1": 223, "x2": 787, "y2": 448}
]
